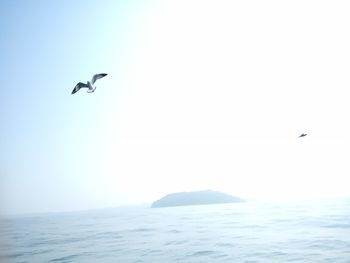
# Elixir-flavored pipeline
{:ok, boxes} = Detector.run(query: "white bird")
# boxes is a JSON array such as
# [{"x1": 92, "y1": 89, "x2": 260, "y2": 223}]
[{"x1": 72, "y1": 73, "x2": 107, "y2": 94}]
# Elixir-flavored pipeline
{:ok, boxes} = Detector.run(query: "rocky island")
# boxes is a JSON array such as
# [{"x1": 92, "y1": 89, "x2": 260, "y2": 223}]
[{"x1": 151, "y1": 190, "x2": 244, "y2": 208}]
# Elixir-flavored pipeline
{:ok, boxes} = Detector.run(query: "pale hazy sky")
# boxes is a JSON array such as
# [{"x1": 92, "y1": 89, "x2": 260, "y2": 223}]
[{"x1": 1, "y1": 0, "x2": 350, "y2": 215}]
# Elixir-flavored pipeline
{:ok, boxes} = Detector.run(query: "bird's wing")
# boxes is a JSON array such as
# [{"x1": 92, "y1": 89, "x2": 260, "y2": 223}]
[
  {"x1": 71, "y1": 82, "x2": 88, "y2": 94},
  {"x1": 91, "y1": 73, "x2": 108, "y2": 84}
]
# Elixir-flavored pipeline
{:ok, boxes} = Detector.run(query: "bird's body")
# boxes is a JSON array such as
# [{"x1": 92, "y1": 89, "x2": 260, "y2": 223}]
[
  {"x1": 72, "y1": 73, "x2": 107, "y2": 94},
  {"x1": 299, "y1": 133, "x2": 307, "y2": 138},
  {"x1": 86, "y1": 80, "x2": 96, "y2": 93}
]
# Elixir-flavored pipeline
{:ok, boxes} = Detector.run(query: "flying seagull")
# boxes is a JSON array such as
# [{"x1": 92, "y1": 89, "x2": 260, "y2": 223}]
[
  {"x1": 299, "y1": 133, "x2": 307, "y2": 138},
  {"x1": 72, "y1": 73, "x2": 108, "y2": 94}
]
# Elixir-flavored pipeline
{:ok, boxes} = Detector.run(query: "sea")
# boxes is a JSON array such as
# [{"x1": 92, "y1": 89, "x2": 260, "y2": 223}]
[{"x1": 1, "y1": 198, "x2": 350, "y2": 263}]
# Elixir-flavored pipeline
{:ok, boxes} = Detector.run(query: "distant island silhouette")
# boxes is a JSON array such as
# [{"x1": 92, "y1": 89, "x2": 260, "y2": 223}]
[{"x1": 151, "y1": 190, "x2": 244, "y2": 208}]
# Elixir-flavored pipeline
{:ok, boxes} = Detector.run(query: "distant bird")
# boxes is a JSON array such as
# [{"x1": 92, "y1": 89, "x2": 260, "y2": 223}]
[
  {"x1": 72, "y1": 73, "x2": 108, "y2": 94},
  {"x1": 299, "y1": 133, "x2": 307, "y2": 138}
]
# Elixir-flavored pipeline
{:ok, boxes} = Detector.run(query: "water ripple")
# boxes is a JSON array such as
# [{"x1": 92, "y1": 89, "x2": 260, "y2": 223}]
[{"x1": 3, "y1": 199, "x2": 350, "y2": 262}]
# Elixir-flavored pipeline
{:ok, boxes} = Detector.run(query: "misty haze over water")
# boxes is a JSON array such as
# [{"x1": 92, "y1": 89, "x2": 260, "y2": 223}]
[
  {"x1": 2, "y1": 1, "x2": 350, "y2": 262},
  {"x1": 2, "y1": 198, "x2": 350, "y2": 262}
]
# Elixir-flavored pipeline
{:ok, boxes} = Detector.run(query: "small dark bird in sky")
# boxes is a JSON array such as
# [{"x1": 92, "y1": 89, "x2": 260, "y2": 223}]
[
  {"x1": 72, "y1": 73, "x2": 108, "y2": 94},
  {"x1": 299, "y1": 133, "x2": 307, "y2": 138}
]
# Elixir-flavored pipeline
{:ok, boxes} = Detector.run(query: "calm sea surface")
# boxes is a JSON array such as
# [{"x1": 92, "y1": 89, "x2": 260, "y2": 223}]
[{"x1": 1, "y1": 198, "x2": 350, "y2": 262}]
